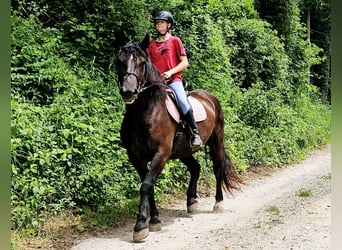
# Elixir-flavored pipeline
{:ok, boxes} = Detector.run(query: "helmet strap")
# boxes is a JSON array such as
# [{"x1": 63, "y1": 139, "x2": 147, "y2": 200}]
[{"x1": 157, "y1": 31, "x2": 168, "y2": 36}]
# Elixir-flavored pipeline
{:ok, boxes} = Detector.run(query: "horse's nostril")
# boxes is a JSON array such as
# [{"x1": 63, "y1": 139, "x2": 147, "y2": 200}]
[
  {"x1": 123, "y1": 91, "x2": 132, "y2": 98},
  {"x1": 120, "y1": 88, "x2": 136, "y2": 103}
]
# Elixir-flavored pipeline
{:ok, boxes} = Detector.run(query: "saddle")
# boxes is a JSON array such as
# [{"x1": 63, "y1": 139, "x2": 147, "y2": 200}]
[
  {"x1": 165, "y1": 92, "x2": 207, "y2": 123},
  {"x1": 165, "y1": 85, "x2": 207, "y2": 151},
  {"x1": 165, "y1": 82, "x2": 207, "y2": 123}
]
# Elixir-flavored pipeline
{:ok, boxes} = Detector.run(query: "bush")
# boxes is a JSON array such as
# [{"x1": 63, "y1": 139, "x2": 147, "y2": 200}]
[
  {"x1": 231, "y1": 85, "x2": 330, "y2": 167},
  {"x1": 226, "y1": 18, "x2": 289, "y2": 90},
  {"x1": 11, "y1": 71, "x2": 132, "y2": 229},
  {"x1": 11, "y1": 14, "x2": 69, "y2": 105}
]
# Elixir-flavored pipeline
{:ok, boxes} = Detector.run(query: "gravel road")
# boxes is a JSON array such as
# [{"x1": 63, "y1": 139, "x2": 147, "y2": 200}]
[{"x1": 71, "y1": 145, "x2": 331, "y2": 250}]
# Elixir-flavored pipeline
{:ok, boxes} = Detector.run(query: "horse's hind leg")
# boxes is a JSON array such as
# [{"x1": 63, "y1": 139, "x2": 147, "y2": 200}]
[
  {"x1": 180, "y1": 156, "x2": 201, "y2": 213},
  {"x1": 207, "y1": 132, "x2": 242, "y2": 213}
]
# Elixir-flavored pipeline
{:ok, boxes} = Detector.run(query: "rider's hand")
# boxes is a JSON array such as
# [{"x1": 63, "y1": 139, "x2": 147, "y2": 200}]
[{"x1": 161, "y1": 71, "x2": 172, "y2": 80}]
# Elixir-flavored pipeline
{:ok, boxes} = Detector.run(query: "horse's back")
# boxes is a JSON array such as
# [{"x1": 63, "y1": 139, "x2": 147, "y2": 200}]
[
  {"x1": 190, "y1": 89, "x2": 220, "y2": 111},
  {"x1": 189, "y1": 89, "x2": 221, "y2": 121}
]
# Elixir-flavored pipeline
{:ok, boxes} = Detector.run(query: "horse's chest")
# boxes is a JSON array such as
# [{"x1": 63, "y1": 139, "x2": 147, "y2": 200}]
[{"x1": 121, "y1": 114, "x2": 150, "y2": 144}]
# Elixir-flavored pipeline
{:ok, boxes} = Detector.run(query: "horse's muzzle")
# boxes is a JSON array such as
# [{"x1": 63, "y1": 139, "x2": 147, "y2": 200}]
[
  {"x1": 120, "y1": 88, "x2": 138, "y2": 104},
  {"x1": 119, "y1": 74, "x2": 140, "y2": 104}
]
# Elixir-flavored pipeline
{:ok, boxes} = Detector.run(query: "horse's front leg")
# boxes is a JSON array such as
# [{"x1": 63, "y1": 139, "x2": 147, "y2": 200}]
[
  {"x1": 133, "y1": 151, "x2": 168, "y2": 242},
  {"x1": 148, "y1": 187, "x2": 162, "y2": 231},
  {"x1": 134, "y1": 169, "x2": 161, "y2": 232},
  {"x1": 133, "y1": 170, "x2": 152, "y2": 242},
  {"x1": 133, "y1": 174, "x2": 161, "y2": 234}
]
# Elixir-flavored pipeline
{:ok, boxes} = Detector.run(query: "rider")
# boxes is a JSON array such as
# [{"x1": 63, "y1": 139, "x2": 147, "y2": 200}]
[{"x1": 147, "y1": 10, "x2": 203, "y2": 148}]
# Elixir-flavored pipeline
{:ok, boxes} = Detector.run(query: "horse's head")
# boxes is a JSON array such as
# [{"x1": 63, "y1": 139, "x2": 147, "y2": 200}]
[{"x1": 117, "y1": 35, "x2": 150, "y2": 104}]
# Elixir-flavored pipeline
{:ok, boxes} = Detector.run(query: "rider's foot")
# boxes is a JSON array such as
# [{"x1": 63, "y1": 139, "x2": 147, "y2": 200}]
[{"x1": 191, "y1": 133, "x2": 203, "y2": 147}]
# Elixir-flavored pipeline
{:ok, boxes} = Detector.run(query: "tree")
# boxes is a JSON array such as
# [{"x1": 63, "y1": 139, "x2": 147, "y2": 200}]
[
  {"x1": 254, "y1": 0, "x2": 331, "y2": 102},
  {"x1": 299, "y1": 0, "x2": 331, "y2": 102}
]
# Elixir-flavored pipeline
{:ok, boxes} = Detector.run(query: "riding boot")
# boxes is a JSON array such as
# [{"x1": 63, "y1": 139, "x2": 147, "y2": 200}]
[{"x1": 184, "y1": 109, "x2": 203, "y2": 148}]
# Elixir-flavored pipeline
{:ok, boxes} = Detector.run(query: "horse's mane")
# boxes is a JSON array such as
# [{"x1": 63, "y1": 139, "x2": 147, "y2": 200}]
[
  {"x1": 145, "y1": 61, "x2": 168, "y2": 103},
  {"x1": 118, "y1": 41, "x2": 168, "y2": 102}
]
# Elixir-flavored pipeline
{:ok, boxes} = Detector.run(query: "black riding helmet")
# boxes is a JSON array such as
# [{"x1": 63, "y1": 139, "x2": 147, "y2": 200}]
[{"x1": 153, "y1": 10, "x2": 174, "y2": 28}]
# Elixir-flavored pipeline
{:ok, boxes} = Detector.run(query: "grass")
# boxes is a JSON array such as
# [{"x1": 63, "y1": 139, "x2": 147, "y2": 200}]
[
  {"x1": 11, "y1": 199, "x2": 140, "y2": 250},
  {"x1": 265, "y1": 205, "x2": 283, "y2": 227},
  {"x1": 266, "y1": 206, "x2": 281, "y2": 216},
  {"x1": 322, "y1": 173, "x2": 331, "y2": 179},
  {"x1": 298, "y1": 188, "x2": 312, "y2": 197},
  {"x1": 11, "y1": 211, "x2": 79, "y2": 250}
]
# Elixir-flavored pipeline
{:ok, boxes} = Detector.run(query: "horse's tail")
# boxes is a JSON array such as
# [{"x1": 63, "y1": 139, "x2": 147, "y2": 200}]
[
  {"x1": 207, "y1": 93, "x2": 243, "y2": 194},
  {"x1": 199, "y1": 90, "x2": 243, "y2": 194},
  {"x1": 219, "y1": 148, "x2": 243, "y2": 194}
]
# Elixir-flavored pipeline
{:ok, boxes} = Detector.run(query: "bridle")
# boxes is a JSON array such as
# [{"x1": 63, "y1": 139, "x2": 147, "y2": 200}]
[{"x1": 117, "y1": 61, "x2": 153, "y2": 97}]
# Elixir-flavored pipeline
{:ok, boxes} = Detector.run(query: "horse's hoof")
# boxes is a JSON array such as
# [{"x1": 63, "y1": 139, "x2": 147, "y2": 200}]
[
  {"x1": 213, "y1": 201, "x2": 224, "y2": 213},
  {"x1": 187, "y1": 200, "x2": 199, "y2": 213},
  {"x1": 149, "y1": 222, "x2": 162, "y2": 232},
  {"x1": 133, "y1": 227, "x2": 149, "y2": 242}
]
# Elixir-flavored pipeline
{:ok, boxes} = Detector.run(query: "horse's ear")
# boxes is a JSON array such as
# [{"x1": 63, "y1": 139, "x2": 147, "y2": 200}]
[
  {"x1": 140, "y1": 33, "x2": 150, "y2": 51},
  {"x1": 115, "y1": 30, "x2": 129, "y2": 49}
]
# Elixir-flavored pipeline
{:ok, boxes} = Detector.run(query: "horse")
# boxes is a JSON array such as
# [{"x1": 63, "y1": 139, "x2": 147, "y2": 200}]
[{"x1": 116, "y1": 34, "x2": 243, "y2": 242}]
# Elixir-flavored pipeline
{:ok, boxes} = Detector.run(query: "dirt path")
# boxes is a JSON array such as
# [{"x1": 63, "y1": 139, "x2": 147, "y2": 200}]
[{"x1": 71, "y1": 145, "x2": 331, "y2": 250}]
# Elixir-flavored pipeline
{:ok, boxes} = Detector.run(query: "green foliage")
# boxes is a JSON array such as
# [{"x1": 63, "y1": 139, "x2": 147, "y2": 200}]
[
  {"x1": 59, "y1": 0, "x2": 151, "y2": 67},
  {"x1": 229, "y1": 85, "x2": 330, "y2": 167},
  {"x1": 11, "y1": 13, "x2": 69, "y2": 105},
  {"x1": 11, "y1": 0, "x2": 331, "y2": 235},
  {"x1": 11, "y1": 71, "x2": 134, "y2": 229},
  {"x1": 237, "y1": 87, "x2": 283, "y2": 129},
  {"x1": 299, "y1": 0, "x2": 331, "y2": 102},
  {"x1": 179, "y1": 5, "x2": 233, "y2": 92},
  {"x1": 254, "y1": 0, "x2": 329, "y2": 101},
  {"x1": 226, "y1": 18, "x2": 289, "y2": 90},
  {"x1": 11, "y1": 14, "x2": 137, "y2": 229}
]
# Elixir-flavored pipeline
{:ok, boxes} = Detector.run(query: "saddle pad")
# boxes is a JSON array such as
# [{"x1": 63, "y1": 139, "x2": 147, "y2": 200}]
[{"x1": 165, "y1": 95, "x2": 207, "y2": 123}]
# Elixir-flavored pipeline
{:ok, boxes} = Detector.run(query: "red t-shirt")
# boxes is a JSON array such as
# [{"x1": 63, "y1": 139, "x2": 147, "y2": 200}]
[{"x1": 147, "y1": 36, "x2": 186, "y2": 83}]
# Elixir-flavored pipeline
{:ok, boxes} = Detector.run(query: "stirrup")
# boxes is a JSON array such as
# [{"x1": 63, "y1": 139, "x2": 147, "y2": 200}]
[{"x1": 191, "y1": 134, "x2": 203, "y2": 148}]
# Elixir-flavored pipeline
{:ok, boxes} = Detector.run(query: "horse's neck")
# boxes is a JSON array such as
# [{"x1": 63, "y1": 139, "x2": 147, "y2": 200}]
[
  {"x1": 146, "y1": 61, "x2": 164, "y2": 85},
  {"x1": 126, "y1": 85, "x2": 165, "y2": 114}
]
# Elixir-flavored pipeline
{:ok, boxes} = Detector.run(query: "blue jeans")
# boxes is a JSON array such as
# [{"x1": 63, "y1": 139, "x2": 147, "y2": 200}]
[{"x1": 168, "y1": 81, "x2": 190, "y2": 115}]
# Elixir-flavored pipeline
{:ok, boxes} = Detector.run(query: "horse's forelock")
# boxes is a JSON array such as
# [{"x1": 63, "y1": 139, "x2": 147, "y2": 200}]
[{"x1": 119, "y1": 42, "x2": 145, "y2": 58}]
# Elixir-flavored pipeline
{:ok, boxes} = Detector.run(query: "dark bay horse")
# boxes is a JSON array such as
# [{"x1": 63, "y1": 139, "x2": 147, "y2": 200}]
[{"x1": 116, "y1": 35, "x2": 242, "y2": 242}]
